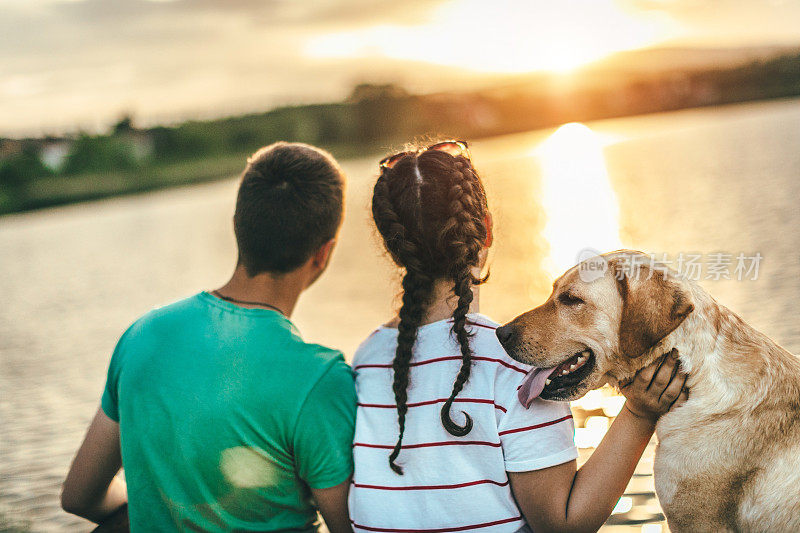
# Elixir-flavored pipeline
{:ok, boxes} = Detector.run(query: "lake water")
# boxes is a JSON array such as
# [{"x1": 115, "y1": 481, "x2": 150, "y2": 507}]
[{"x1": 2, "y1": 97, "x2": 799, "y2": 531}]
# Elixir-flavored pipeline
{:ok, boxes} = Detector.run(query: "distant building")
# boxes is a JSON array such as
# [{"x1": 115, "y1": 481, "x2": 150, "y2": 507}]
[{"x1": 40, "y1": 139, "x2": 71, "y2": 171}]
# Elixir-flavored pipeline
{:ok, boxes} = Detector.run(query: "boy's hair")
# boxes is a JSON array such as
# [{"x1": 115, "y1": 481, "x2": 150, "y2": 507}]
[
  {"x1": 371, "y1": 148, "x2": 489, "y2": 475},
  {"x1": 234, "y1": 142, "x2": 345, "y2": 275}
]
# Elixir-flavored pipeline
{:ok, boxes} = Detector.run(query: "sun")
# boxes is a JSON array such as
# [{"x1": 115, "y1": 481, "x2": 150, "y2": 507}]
[{"x1": 305, "y1": 0, "x2": 680, "y2": 74}]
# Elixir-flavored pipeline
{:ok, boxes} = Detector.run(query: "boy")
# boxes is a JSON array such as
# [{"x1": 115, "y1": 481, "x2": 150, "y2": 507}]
[{"x1": 62, "y1": 142, "x2": 356, "y2": 532}]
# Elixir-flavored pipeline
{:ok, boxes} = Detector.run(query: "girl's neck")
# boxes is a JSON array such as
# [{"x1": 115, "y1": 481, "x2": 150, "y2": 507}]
[
  {"x1": 387, "y1": 280, "x2": 481, "y2": 327},
  {"x1": 425, "y1": 279, "x2": 481, "y2": 324}
]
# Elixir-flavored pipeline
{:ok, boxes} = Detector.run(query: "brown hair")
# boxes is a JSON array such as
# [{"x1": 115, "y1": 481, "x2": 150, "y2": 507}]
[
  {"x1": 371, "y1": 148, "x2": 489, "y2": 474},
  {"x1": 234, "y1": 142, "x2": 344, "y2": 275}
]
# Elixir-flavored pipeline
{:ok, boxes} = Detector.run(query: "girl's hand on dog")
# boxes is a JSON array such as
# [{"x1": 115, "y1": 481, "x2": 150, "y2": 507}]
[{"x1": 619, "y1": 348, "x2": 688, "y2": 424}]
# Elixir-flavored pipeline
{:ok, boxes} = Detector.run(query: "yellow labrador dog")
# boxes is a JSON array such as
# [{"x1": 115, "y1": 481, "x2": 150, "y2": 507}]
[{"x1": 495, "y1": 250, "x2": 800, "y2": 532}]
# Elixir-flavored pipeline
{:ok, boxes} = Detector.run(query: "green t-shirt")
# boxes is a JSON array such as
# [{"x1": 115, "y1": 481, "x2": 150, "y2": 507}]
[{"x1": 101, "y1": 291, "x2": 356, "y2": 532}]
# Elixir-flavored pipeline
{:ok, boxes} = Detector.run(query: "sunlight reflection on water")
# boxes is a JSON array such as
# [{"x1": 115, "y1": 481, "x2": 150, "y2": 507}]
[
  {"x1": 536, "y1": 122, "x2": 624, "y2": 275},
  {"x1": 533, "y1": 122, "x2": 625, "y2": 468}
]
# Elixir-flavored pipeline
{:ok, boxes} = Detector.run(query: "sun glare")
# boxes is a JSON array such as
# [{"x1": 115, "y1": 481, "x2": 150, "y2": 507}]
[
  {"x1": 305, "y1": 0, "x2": 679, "y2": 73},
  {"x1": 535, "y1": 123, "x2": 624, "y2": 275}
]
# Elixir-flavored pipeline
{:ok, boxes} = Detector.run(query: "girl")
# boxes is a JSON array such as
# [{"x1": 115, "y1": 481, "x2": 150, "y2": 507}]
[{"x1": 349, "y1": 141, "x2": 686, "y2": 532}]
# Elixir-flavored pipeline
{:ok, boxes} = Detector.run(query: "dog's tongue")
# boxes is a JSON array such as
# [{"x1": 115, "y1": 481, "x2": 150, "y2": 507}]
[{"x1": 518, "y1": 367, "x2": 558, "y2": 408}]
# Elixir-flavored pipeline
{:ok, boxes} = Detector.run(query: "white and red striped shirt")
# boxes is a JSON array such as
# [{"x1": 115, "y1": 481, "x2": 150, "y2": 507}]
[{"x1": 349, "y1": 313, "x2": 578, "y2": 533}]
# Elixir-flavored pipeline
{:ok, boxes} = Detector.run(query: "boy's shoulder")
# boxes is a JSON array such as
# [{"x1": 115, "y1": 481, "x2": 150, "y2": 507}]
[
  {"x1": 112, "y1": 293, "x2": 204, "y2": 351},
  {"x1": 120, "y1": 293, "x2": 345, "y2": 366},
  {"x1": 271, "y1": 329, "x2": 350, "y2": 395},
  {"x1": 124, "y1": 292, "x2": 206, "y2": 332},
  {"x1": 295, "y1": 341, "x2": 349, "y2": 382}
]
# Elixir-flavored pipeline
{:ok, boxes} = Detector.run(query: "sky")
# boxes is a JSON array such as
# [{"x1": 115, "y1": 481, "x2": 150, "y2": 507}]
[{"x1": 2, "y1": 0, "x2": 800, "y2": 137}]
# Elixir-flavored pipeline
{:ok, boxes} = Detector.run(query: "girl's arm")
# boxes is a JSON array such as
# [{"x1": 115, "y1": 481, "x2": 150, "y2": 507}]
[{"x1": 509, "y1": 350, "x2": 687, "y2": 533}]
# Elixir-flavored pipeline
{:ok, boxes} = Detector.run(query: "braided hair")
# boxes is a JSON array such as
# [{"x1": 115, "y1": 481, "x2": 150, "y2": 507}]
[{"x1": 371, "y1": 148, "x2": 489, "y2": 475}]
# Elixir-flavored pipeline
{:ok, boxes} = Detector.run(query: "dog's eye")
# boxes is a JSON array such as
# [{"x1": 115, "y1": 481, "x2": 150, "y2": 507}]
[{"x1": 558, "y1": 292, "x2": 585, "y2": 306}]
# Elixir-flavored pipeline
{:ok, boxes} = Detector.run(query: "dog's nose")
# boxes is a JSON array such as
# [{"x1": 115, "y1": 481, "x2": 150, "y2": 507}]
[{"x1": 495, "y1": 325, "x2": 514, "y2": 347}]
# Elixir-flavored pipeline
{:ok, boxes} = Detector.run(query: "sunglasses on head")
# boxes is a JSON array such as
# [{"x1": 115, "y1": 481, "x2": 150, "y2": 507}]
[{"x1": 379, "y1": 140, "x2": 471, "y2": 170}]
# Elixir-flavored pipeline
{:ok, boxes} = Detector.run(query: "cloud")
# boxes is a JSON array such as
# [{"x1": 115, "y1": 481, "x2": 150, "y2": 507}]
[
  {"x1": 621, "y1": 0, "x2": 800, "y2": 45},
  {"x1": 0, "y1": 0, "x2": 444, "y2": 134}
]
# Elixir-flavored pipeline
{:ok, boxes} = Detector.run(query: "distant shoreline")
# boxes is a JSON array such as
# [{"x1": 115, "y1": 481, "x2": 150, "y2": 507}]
[{"x1": 3, "y1": 93, "x2": 800, "y2": 218}]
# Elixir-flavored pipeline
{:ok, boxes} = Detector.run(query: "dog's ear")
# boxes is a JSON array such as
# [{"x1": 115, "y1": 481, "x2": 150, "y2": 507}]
[{"x1": 610, "y1": 258, "x2": 694, "y2": 359}]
